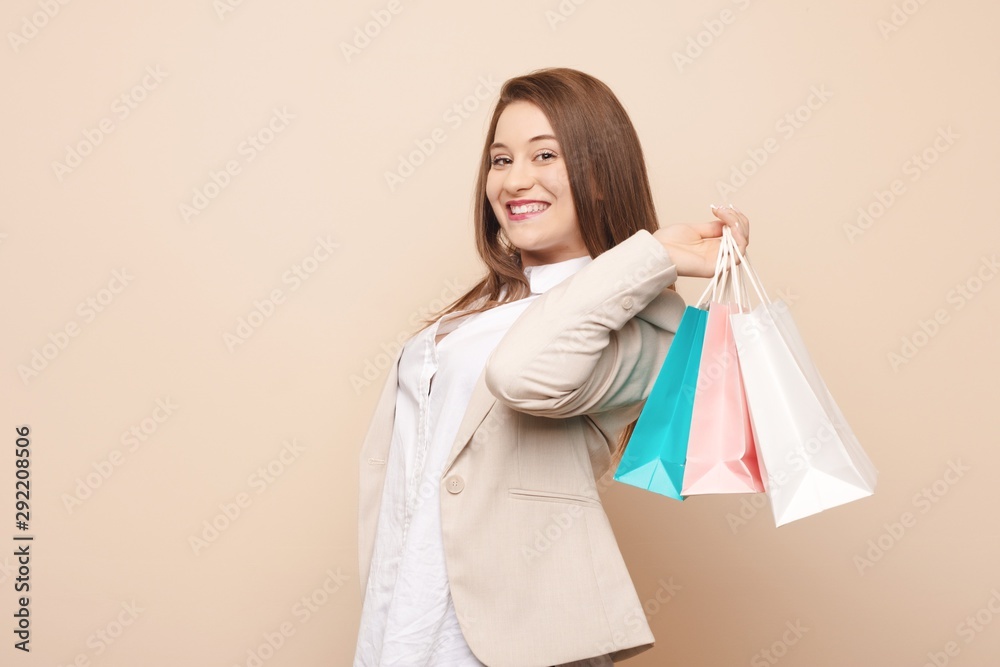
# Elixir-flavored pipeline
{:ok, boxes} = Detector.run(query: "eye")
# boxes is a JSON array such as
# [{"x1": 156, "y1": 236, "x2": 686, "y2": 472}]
[
  {"x1": 490, "y1": 156, "x2": 511, "y2": 168},
  {"x1": 536, "y1": 150, "x2": 557, "y2": 161}
]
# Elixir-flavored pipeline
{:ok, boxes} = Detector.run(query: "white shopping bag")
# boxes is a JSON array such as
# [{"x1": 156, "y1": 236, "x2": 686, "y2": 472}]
[{"x1": 726, "y1": 231, "x2": 877, "y2": 526}]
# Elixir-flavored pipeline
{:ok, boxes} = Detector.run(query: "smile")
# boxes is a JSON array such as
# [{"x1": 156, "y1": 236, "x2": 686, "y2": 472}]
[{"x1": 507, "y1": 202, "x2": 549, "y2": 221}]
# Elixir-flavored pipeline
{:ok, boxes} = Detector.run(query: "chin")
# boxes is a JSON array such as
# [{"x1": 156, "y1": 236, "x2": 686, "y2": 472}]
[{"x1": 507, "y1": 234, "x2": 545, "y2": 251}]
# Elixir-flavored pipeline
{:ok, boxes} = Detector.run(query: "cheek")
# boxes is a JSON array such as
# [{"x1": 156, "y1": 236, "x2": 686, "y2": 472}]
[{"x1": 550, "y1": 169, "x2": 572, "y2": 197}]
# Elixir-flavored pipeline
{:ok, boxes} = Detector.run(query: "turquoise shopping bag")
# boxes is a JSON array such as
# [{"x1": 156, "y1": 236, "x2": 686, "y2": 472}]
[{"x1": 612, "y1": 305, "x2": 708, "y2": 500}]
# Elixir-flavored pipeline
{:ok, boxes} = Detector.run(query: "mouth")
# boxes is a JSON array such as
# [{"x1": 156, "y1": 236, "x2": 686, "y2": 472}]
[{"x1": 506, "y1": 201, "x2": 550, "y2": 222}]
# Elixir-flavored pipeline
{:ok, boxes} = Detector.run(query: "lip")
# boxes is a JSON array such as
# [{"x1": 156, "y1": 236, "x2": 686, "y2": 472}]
[{"x1": 505, "y1": 199, "x2": 551, "y2": 222}]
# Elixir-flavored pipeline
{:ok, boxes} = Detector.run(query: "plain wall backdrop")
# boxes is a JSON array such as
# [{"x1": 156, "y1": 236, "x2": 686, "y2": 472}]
[{"x1": 2, "y1": 1, "x2": 998, "y2": 665}]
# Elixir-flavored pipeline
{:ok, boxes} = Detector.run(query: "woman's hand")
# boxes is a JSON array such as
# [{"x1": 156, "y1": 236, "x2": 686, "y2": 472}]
[{"x1": 652, "y1": 204, "x2": 750, "y2": 278}]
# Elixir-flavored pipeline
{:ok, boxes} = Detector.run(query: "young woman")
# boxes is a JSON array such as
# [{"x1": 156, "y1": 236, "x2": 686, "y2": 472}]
[{"x1": 355, "y1": 67, "x2": 749, "y2": 667}]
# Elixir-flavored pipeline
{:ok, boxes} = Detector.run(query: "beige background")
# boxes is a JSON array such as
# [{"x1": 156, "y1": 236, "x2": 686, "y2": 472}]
[{"x1": 2, "y1": 0, "x2": 998, "y2": 665}]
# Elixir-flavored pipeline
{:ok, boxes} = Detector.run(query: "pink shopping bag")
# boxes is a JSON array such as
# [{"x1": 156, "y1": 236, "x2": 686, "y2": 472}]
[{"x1": 682, "y1": 231, "x2": 764, "y2": 495}]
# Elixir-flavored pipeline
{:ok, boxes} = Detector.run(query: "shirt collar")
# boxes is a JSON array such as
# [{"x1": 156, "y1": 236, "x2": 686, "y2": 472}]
[{"x1": 522, "y1": 254, "x2": 593, "y2": 295}]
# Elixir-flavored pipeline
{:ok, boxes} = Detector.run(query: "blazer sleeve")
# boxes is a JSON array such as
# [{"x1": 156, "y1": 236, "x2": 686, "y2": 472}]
[{"x1": 484, "y1": 228, "x2": 681, "y2": 419}]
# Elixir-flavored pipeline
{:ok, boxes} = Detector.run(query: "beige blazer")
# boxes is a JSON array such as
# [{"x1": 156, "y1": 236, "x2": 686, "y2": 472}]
[{"x1": 358, "y1": 229, "x2": 686, "y2": 666}]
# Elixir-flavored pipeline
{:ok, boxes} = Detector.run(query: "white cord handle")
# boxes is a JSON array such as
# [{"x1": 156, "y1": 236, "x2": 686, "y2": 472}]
[
  {"x1": 695, "y1": 230, "x2": 730, "y2": 308},
  {"x1": 727, "y1": 229, "x2": 770, "y2": 305},
  {"x1": 695, "y1": 225, "x2": 773, "y2": 309},
  {"x1": 724, "y1": 229, "x2": 744, "y2": 311},
  {"x1": 713, "y1": 229, "x2": 732, "y2": 303}
]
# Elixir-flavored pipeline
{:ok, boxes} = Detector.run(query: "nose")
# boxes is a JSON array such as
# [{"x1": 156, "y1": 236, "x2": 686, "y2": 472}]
[{"x1": 503, "y1": 158, "x2": 534, "y2": 194}]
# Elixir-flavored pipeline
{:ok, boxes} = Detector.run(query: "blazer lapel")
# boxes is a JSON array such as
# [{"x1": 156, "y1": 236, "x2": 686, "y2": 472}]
[
  {"x1": 359, "y1": 346, "x2": 498, "y2": 474},
  {"x1": 358, "y1": 347, "x2": 402, "y2": 467},
  {"x1": 359, "y1": 340, "x2": 498, "y2": 593},
  {"x1": 441, "y1": 368, "x2": 497, "y2": 474}
]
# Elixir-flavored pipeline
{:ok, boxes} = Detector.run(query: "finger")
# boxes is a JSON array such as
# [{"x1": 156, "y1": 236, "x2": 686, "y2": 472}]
[
  {"x1": 689, "y1": 219, "x2": 726, "y2": 239},
  {"x1": 726, "y1": 204, "x2": 750, "y2": 242},
  {"x1": 731, "y1": 231, "x2": 748, "y2": 264},
  {"x1": 725, "y1": 203, "x2": 748, "y2": 225},
  {"x1": 710, "y1": 205, "x2": 745, "y2": 247},
  {"x1": 710, "y1": 204, "x2": 737, "y2": 224},
  {"x1": 719, "y1": 211, "x2": 749, "y2": 261},
  {"x1": 710, "y1": 204, "x2": 746, "y2": 237},
  {"x1": 729, "y1": 218, "x2": 749, "y2": 250},
  {"x1": 711, "y1": 207, "x2": 742, "y2": 246}
]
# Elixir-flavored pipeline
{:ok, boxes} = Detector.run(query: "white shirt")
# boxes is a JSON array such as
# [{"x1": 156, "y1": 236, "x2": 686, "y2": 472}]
[{"x1": 354, "y1": 253, "x2": 620, "y2": 667}]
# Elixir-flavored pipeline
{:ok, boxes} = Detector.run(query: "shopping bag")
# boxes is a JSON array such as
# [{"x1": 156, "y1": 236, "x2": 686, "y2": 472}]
[
  {"x1": 682, "y1": 230, "x2": 764, "y2": 495},
  {"x1": 727, "y1": 231, "x2": 877, "y2": 525},
  {"x1": 613, "y1": 304, "x2": 708, "y2": 500}
]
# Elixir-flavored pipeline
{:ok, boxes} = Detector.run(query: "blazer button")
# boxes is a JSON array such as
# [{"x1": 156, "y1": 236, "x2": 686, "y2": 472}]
[
  {"x1": 445, "y1": 475, "x2": 465, "y2": 494},
  {"x1": 621, "y1": 296, "x2": 634, "y2": 310}
]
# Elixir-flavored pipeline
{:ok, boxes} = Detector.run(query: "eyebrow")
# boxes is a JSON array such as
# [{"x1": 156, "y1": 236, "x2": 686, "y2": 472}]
[{"x1": 489, "y1": 134, "x2": 558, "y2": 150}]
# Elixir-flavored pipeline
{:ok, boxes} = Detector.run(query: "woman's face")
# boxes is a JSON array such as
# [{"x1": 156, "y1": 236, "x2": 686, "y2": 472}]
[{"x1": 486, "y1": 101, "x2": 588, "y2": 267}]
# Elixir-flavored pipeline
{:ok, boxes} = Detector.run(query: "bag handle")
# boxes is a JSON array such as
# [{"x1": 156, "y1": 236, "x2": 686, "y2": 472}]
[
  {"x1": 713, "y1": 229, "x2": 733, "y2": 303},
  {"x1": 694, "y1": 228, "x2": 731, "y2": 308},
  {"x1": 725, "y1": 226, "x2": 770, "y2": 305},
  {"x1": 693, "y1": 226, "x2": 769, "y2": 309},
  {"x1": 725, "y1": 229, "x2": 745, "y2": 311}
]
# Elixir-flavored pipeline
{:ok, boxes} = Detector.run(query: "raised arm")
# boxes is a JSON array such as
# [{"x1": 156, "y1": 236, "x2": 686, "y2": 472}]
[{"x1": 484, "y1": 229, "x2": 685, "y2": 418}]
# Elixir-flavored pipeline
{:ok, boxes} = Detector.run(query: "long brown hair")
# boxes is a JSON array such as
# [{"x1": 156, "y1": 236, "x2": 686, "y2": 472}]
[{"x1": 415, "y1": 67, "x2": 670, "y2": 467}]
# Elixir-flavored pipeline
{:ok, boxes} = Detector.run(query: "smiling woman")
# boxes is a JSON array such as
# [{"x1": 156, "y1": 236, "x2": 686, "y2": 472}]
[
  {"x1": 355, "y1": 67, "x2": 749, "y2": 667},
  {"x1": 486, "y1": 104, "x2": 587, "y2": 267}
]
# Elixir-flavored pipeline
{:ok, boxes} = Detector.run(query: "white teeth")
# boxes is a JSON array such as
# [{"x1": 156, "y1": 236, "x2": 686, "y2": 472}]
[{"x1": 510, "y1": 203, "x2": 549, "y2": 215}]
